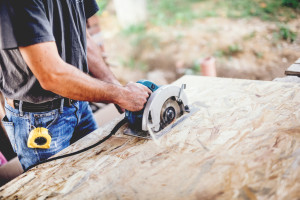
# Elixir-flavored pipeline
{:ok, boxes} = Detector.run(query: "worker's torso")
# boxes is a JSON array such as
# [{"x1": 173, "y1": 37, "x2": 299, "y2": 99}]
[{"x1": 0, "y1": 0, "x2": 97, "y2": 103}]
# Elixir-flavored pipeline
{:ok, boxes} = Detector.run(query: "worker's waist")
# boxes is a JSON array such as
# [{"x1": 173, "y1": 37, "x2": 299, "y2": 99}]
[{"x1": 6, "y1": 98, "x2": 76, "y2": 112}]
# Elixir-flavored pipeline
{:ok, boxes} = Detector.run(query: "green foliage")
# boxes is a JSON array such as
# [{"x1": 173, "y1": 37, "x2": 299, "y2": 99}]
[
  {"x1": 214, "y1": 44, "x2": 243, "y2": 58},
  {"x1": 121, "y1": 24, "x2": 160, "y2": 49},
  {"x1": 254, "y1": 51, "x2": 264, "y2": 59},
  {"x1": 148, "y1": 0, "x2": 204, "y2": 26},
  {"x1": 227, "y1": 44, "x2": 243, "y2": 55},
  {"x1": 122, "y1": 58, "x2": 148, "y2": 71},
  {"x1": 243, "y1": 31, "x2": 257, "y2": 41},
  {"x1": 122, "y1": 24, "x2": 146, "y2": 36},
  {"x1": 273, "y1": 25, "x2": 297, "y2": 43},
  {"x1": 281, "y1": 0, "x2": 300, "y2": 8},
  {"x1": 130, "y1": 34, "x2": 160, "y2": 49},
  {"x1": 191, "y1": 60, "x2": 201, "y2": 73},
  {"x1": 147, "y1": 0, "x2": 299, "y2": 26},
  {"x1": 221, "y1": 0, "x2": 297, "y2": 21},
  {"x1": 214, "y1": 50, "x2": 224, "y2": 58},
  {"x1": 96, "y1": 0, "x2": 108, "y2": 15},
  {"x1": 120, "y1": 25, "x2": 159, "y2": 71},
  {"x1": 185, "y1": 59, "x2": 204, "y2": 75}
]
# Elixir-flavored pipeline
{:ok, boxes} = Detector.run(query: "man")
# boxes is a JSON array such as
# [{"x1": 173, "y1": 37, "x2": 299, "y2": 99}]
[{"x1": 0, "y1": 0, "x2": 151, "y2": 170}]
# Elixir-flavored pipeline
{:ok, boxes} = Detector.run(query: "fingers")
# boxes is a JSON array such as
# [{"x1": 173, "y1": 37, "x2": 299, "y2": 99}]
[
  {"x1": 137, "y1": 83, "x2": 152, "y2": 94},
  {"x1": 120, "y1": 82, "x2": 154, "y2": 112},
  {"x1": 129, "y1": 82, "x2": 152, "y2": 97},
  {"x1": 134, "y1": 84, "x2": 152, "y2": 105}
]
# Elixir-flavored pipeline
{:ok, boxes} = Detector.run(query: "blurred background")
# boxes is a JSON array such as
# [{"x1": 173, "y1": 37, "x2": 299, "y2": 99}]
[
  {"x1": 88, "y1": 0, "x2": 300, "y2": 85},
  {"x1": 1, "y1": 1, "x2": 300, "y2": 184}
]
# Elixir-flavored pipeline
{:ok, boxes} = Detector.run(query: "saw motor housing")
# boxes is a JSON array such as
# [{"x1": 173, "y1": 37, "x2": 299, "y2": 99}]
[
  {"x1": 125, "y1": 80, "x2": 159, "y2": 131},
  {"x1": 125, "y1": 80, "x2": 189, "y2": 137}
]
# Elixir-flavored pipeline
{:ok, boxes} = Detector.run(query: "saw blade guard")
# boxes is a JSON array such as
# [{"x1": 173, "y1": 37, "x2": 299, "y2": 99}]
[{"x1": 142, "y1": 85, "x2": 188, "y2": 132}]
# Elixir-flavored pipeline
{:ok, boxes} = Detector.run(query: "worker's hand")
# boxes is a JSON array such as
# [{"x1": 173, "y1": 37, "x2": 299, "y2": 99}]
[
  {"x1": 114, "y1": 104, "x2": 125, "y2": 114},
  {"x1": 118, "y1": 82, "x2": 152, "y2": 112}
]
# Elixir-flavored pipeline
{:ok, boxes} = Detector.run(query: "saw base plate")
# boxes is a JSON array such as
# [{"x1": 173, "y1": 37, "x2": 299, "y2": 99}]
[
  {"x1": 123, "y1": 105, "x2": 199, "y2": 140},
  {"x1": 123, "y1": 128, "x2": 152, "y2": 140}
]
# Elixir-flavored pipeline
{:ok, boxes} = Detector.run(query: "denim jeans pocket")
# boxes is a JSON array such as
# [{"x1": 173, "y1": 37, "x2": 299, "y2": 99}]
[
  {"x1": 2, "y1": 115, "x2": 17, "y2": 152},
  {"x1": 31, "y1": 110, "x2": 59, "y2": 130}
]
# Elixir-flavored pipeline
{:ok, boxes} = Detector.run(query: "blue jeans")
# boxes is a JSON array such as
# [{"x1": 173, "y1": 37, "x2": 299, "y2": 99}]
[{"x1": 2, "y1": 100, "x2": 98, "y2": 170}]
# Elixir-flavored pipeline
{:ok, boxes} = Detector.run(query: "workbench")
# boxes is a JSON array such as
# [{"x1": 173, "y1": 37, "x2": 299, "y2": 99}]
[{"x1": 0, "y1": 75, "x2": 300, "y2": 199}]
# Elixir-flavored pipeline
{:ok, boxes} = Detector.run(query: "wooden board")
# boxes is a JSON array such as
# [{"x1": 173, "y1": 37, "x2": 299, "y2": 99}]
[
  {"x1": 285, "y1": 58, "x2": 300, "y2": 75},
  {"x1": 1, "y1": 75, "x2": 300, "y2": 200},
  {"x1": 285, "y1": 63, "x2": 300, "y2": 76}
]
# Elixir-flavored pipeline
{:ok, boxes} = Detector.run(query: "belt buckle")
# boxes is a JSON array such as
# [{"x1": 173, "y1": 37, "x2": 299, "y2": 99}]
[
  {"x1": 12, "y1": 100, "x2": 19, "y2": 109},
  {"x1": 65, "y1": 98, "x2": 72, "y2": 107}
]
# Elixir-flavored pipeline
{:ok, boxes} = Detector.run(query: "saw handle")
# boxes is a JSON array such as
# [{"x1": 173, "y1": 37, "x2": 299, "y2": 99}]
[{"x1": 125, "y1": 80, "x2": 160, "y2": 128}]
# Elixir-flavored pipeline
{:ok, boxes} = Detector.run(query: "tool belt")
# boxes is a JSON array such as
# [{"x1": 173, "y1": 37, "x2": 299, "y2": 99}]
[{"x1": 6, "y1": 98, "x2": 75, "y2": 112}]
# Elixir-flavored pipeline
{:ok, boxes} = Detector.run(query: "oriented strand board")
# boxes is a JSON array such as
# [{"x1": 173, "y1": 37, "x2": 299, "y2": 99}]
[
  {"x1": 285, "y1": 63, "x2": 300, "y2": 76},
  {"x1": 1, "y1": 75, "x2": 300, "y2": 200},
  {"x1": 285, "y1": 58, "x2": 300, "y2": 75}
]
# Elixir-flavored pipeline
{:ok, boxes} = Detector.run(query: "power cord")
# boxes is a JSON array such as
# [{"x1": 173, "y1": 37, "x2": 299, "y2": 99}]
[{"x1": 25, "y1": 118, "x2": 127, "y2": 172}]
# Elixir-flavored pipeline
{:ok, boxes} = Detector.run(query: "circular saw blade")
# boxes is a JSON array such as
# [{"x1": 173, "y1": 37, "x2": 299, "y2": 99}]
[{"x1": 160, "y1": 97, "x2": 182, "y2": 129}]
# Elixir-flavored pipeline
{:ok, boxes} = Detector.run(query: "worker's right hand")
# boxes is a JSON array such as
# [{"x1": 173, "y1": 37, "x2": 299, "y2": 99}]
[{"x1": 118, "y1": 82, "x2": 152, "y2": 112}]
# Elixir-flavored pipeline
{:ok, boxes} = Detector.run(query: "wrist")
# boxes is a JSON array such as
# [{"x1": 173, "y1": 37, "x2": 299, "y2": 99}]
[
  {"x1": 111, "y1": 84, "x2": 127, "y2": 106},
  {"x1": 111, "y1": 79, "x2": 122, "y2": 87}
]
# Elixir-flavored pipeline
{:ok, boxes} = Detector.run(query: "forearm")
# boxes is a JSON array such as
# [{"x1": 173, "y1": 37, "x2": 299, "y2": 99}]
[
  {"x1": 45, "y1": 61, "x2": 124, "y2": 104},
  {"x1": 86, "y1": 30, "x2": 120, "y2": 85},
  {"x1": 19, "y1": 41, "x2": 151, "y2": 111},
  {"x1": 19, "y1": 42, "x2": 123, "y2": 104},
  {"x1": 46, "y1": 66, "x2": 151, "y2": 112}
]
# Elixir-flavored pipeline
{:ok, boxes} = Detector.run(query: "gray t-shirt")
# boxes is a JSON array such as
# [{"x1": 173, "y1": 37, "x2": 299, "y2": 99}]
[{"x1": 0, "y1": 0, "x2": 99, "y2": 103}]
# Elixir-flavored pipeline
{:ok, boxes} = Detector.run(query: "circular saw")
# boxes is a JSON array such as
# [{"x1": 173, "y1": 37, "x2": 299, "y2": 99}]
[{"x1": 124, "y1": 80, "x2": 189, "y2": 139}]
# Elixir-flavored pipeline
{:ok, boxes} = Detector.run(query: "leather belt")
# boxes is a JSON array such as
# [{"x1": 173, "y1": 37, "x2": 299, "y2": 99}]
[{"x1": 6, "y1": 98, "x2": 75, "y2": 112}]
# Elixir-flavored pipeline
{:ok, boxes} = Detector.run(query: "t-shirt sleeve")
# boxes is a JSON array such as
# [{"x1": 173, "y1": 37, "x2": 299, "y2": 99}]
[
  {"x1": 84, "y1": 0, "x2": 99, "y2": 19},
  {"x1": 0, "y1": 1, "x2": 17, "y2": 49},
  {"x1": 10, "y1": 0, "x2": 55, "y2": 47}
]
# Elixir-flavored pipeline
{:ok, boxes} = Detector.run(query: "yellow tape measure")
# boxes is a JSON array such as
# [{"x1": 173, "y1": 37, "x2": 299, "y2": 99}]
[{"x1": 27, "y1": 127, "x2": 52, "y2": 149}]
